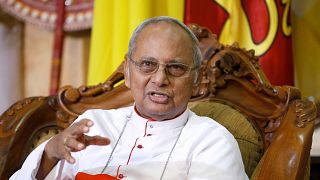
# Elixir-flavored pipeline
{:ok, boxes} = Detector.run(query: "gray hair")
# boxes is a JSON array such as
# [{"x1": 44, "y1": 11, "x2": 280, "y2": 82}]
[{"x1": 127, "y1": 16, "x2": 202, "y2": 83}]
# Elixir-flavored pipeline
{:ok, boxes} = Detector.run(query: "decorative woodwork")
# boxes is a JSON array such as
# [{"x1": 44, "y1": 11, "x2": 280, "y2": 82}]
[{"x1": 0, "y1": 24, "x2": 317, "y2": 180}]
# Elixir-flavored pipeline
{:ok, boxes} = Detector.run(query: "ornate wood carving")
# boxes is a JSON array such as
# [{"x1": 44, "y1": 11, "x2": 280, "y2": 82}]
[
  {"x1": 0, "y1": 24, "x2": 317, "y2": 180},
  {"x1": 0, "y1": 97, "x2": 42, "y2": 135},
  {"x1": 52, "y1": 61, "x2": 131, "y2": 129},
  {"x1": 0, "y1": 96, "x2": 58, "y2": 179},
  {"x1": 189, "y1": 24, "x2": 314, "y2": 150}
]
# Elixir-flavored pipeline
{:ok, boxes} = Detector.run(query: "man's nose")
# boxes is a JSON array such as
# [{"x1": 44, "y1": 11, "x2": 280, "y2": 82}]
[{"x1": 150, "y1": 65, "x2": 169, "y2": 86}]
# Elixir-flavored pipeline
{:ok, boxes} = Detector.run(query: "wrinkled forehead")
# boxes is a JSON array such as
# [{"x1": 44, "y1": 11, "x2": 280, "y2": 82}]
[
  {"x1": 133, "y1": 22, "x2": 194, "y2": 59},
  {"x1": 138, "y1": 22, "x2": 192, "y2": 43}
]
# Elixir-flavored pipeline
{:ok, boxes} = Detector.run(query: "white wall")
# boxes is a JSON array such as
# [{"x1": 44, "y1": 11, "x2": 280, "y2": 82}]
[{"x1": 0, "y1": 22, "x2": 22, "y2": 114}]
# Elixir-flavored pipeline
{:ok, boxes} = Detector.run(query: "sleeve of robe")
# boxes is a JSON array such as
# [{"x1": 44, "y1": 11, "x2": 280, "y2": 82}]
[
  {"x1": 187, "y1": 126, "x2": 249, "y2": 180},
  {"x1": 9, "y1": 112, "x2": 93, "y2": 180}
]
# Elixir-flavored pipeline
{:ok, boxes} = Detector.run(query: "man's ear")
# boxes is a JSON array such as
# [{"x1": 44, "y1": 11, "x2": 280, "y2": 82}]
[
  {"x1": 192, "y1": 72, "x2": 200, "y2": 97},
  {"x1": 124, "y1": 55, "x2": 131, "y2": 88}
]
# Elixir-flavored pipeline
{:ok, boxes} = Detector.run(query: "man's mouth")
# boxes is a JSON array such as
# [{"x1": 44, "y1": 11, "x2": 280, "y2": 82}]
[{"x1": 148, "y1": 92, "x2": 170, "y2": 104}]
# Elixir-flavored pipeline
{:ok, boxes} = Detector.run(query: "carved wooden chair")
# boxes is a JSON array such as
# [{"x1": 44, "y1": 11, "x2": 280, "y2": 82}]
[{"x1": 0, "y1": 24, "x2": 317, "y2": 180}]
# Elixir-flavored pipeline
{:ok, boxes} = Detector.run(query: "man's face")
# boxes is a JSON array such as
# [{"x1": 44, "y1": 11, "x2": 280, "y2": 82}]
[{"x1": 124, "y1": 22, "x2": 196, "y2": 120}]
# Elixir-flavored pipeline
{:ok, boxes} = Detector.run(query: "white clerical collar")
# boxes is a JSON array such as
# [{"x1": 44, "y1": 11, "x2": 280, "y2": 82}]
[{"x1": 131, "y1": 105, "x2": 190, "y2": 131}]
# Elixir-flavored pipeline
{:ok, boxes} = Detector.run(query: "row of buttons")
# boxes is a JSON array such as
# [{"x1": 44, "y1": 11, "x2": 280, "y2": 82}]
[
  {"x1": 116, "y1": 122, "x2": 155, "y2": 178},
  {"x1": 136, "y1": 133, "x2": 153, "y2": 149}
]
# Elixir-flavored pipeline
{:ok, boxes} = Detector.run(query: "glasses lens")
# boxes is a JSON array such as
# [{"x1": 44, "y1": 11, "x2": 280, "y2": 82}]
[
  {"x1": 166, "y1": 63, "x2": 190, "y2": 77},
  {"x1": 138, "y1": 60, "x2": 158, "y2": 74}
]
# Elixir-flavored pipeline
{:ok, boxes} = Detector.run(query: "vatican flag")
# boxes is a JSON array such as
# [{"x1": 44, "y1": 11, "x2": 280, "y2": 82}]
[{"x1": 87, "y1": 0, "x2": 184, "y2": 85}]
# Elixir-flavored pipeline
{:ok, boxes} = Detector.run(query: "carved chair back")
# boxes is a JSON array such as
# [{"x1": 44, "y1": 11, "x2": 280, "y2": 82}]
[{"x1": 0, "y1": 24, "x2": 316, "y2": 180}]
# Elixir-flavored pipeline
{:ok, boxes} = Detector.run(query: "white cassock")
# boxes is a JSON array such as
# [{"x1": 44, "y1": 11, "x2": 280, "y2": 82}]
[{"x1": 10, "y1": 106, "x2": 248, "y2": 180}]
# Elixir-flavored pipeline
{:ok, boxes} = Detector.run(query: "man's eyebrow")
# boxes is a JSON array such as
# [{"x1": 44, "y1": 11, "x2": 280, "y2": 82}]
[
  {"x1": 139, "y1": 57, "x2": 186, "y2": 64},
  {"x1": 139, "y1": 56, "x2": 157, "y2": 61},
  {"x1": 168, "y1": 58, "x2": 186, "y2": 64}
]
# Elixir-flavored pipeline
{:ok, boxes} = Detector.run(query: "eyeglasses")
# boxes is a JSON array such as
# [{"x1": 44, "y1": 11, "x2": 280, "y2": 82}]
[{"x1": 127, "y1": 56, "x2": 196, "y2": 78}]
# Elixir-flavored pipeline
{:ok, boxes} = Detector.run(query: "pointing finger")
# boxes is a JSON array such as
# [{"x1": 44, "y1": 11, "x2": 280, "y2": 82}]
[{"x1": 84, "y1": 135, "x2": 110, "y2": 146}]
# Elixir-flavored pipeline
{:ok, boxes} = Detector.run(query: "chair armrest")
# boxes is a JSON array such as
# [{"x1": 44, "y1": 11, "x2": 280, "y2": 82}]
[{"x1": 253, "y1": 99, "x2": 316, "y2": 179}]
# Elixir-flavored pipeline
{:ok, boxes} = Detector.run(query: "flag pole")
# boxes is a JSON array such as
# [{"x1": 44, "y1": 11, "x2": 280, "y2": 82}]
[{"x1": 49, "y1": 0, "x2": 65, "y2": 95}]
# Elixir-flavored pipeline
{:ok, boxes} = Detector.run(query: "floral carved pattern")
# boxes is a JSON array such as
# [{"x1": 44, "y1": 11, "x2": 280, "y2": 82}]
[
  {"x1": 189, "y1": 24, "x2": 316, "y2": 149},
  {"x1": 0, "y1": 97, "x2": 43, "y2": 137}
]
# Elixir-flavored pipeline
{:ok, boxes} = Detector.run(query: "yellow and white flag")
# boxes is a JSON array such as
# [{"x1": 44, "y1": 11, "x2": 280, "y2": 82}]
[
  {"x1": 292, "y1": 0, "x2": 320, "y2": 99},
  {"x1": 87, "y1": 0, "x2": 184, "y2": 85}
]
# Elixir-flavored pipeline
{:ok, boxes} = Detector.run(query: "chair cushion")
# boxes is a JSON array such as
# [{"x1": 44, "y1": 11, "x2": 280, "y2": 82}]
[{"x1": 190, "y1": 101, "x2": 263, "y2": 177}]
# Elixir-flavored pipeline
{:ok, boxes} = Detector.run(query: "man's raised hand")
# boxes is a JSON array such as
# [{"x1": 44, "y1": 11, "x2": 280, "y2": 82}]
[{"x1": 44, "y1": 119, "x2": 110, "y2": 164}]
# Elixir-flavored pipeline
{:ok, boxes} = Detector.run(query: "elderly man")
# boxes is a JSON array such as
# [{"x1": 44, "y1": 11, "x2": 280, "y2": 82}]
[{"x1": 11, "y1": 16, "x2": 247, "y2": 180}]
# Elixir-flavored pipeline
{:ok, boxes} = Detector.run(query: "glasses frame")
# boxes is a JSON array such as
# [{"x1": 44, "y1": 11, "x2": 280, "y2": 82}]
[{"x1": 127, "y1": 56, "x2": 196, "y2": 78}]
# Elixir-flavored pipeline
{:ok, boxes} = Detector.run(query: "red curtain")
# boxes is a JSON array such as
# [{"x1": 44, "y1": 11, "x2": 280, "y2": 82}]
[{"x1": 184, "y1": 0, "x2": 293, "y2": 86}]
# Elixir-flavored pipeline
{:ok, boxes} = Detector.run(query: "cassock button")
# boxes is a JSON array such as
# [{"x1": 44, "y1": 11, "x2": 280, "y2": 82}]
[
  {"x1": 137, "y1": 145, "x2": 143, "y2": 149},
  {"x1": 149, "y1": 125, "x2": 154, "y2": 128},
  {"x1": 118, "y1": 174, "x2": 124, "y2": 179}
]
